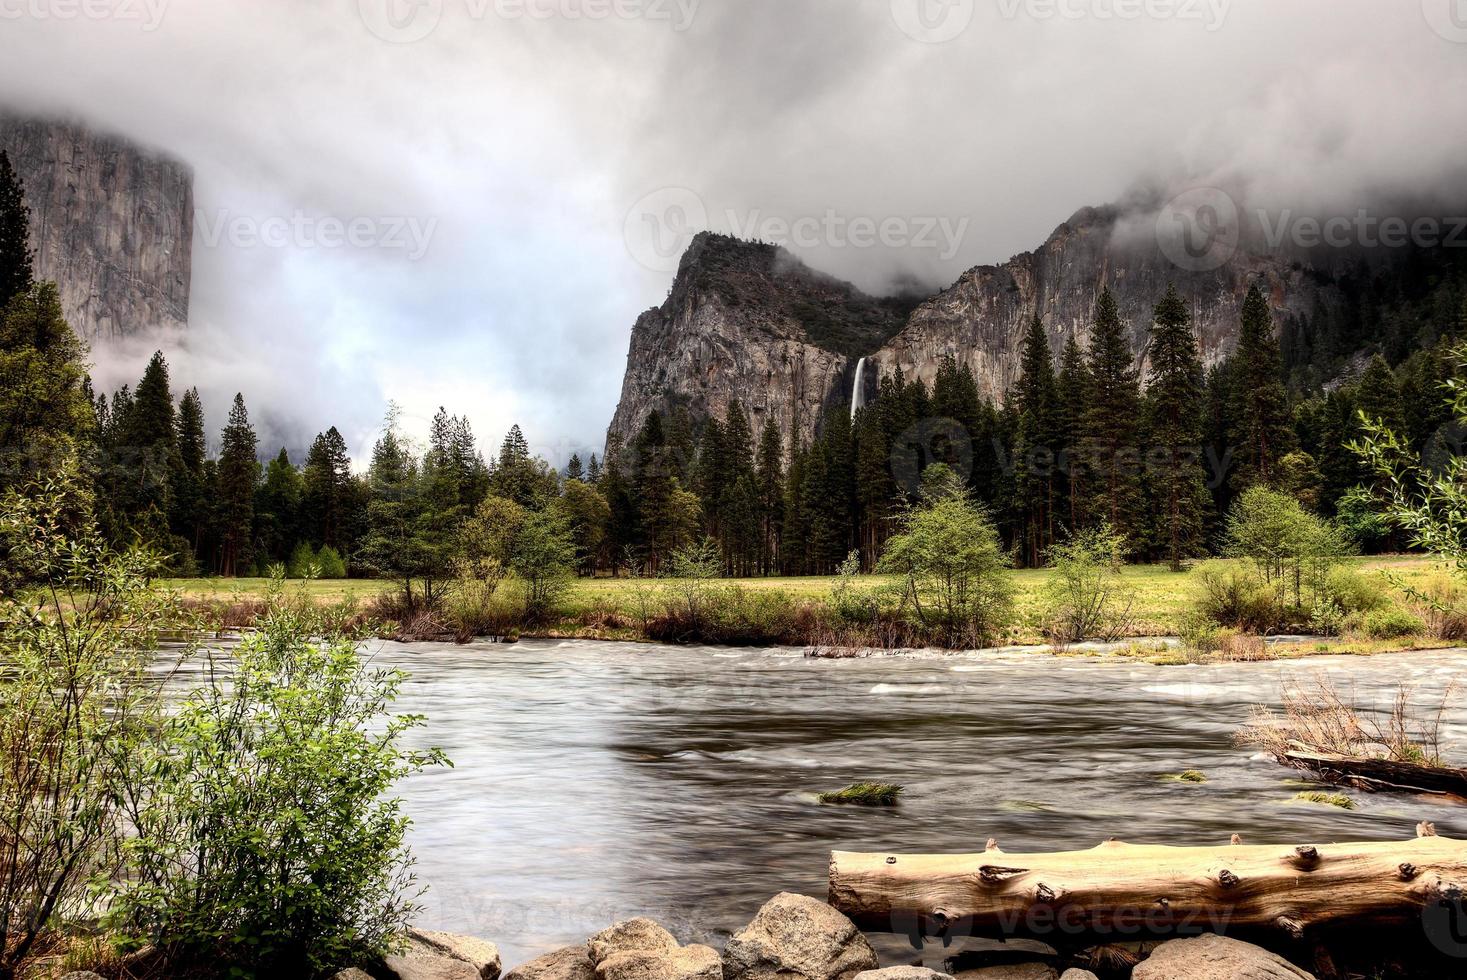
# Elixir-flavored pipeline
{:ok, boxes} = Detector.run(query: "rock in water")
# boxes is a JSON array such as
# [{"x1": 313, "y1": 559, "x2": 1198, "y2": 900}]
[
  {"x1": 723, "y1": 892, "x2": 879, "y2": 980},
  {"x1": 1131, "y1": 935, "x2": 1315, "y2": 980},
  {"x1": 588, "y1": 918, "x2": 680, "y2": 964},
  {"x1": 410, "y1": 928, "x2": 503, "y2": 980},
  {"x1": 504, "y1": 946, "x2": 597, "y2": 980}
]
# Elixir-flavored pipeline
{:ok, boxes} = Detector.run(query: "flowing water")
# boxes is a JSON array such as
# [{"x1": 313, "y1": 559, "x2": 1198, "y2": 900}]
[{"x1": 336, "y1": 639, "x2": 1467, "y2": 966}]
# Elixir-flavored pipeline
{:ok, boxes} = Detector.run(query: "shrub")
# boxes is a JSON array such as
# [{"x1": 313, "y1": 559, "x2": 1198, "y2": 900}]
[
  {"x1": 315, "y1": 545, "x2": 348, "y2": 579},
  {"x1": 878, "y1": 494, "x2": 1015, "y2": 648},
  {"x1": 1358, "y1": 607, "x2": 1424, "y2": 640},
  {"x1": 287, "y1": 541, "x2": 318, "y2": 578},
  {"x1": 1408, "y1": 573, "x2": 1467, "y2": 640},
  {"x1": 0, "y1": 464, "x2": 184, "y2": 975},
  {"x1": 1040, "y1": 525, "x2": 1137, "y2": 643},
  {"x1": 112, "y1": 579, "x2": 447, "y2": 976},
  {"x1": 1192, "y1": 560, "x2": 1288, "y2": 633},
  {"x1": 1224, "y1": 486, "x2": 1354, "y2": 609},
  {"x1": 1322, "y1": 566, "x2": 1388, "y2": 615}
]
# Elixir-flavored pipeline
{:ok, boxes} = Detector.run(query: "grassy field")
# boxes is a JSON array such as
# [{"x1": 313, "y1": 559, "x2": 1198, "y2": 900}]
[{"x1": 164, "y1": 555, "x2": 1445, "y2": 643}]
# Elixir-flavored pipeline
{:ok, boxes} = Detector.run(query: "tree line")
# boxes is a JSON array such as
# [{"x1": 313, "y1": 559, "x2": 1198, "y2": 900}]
[{"x1": 4, "y1": 147, "x2": 1466, "y2": 587}]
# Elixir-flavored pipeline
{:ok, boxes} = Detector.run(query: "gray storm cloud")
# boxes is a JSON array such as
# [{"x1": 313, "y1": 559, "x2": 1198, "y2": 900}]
[{"x1": 2, "y1": 0, "x2": 1465, "y2": 458}]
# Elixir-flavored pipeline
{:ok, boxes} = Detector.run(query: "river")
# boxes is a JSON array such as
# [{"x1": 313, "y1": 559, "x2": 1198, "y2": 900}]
[{"x1": 332, "y1": 639, "x2": 1467, "y2": 966}]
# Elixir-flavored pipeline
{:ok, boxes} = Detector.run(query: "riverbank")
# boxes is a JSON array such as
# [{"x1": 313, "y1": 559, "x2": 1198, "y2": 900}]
[{"x1": 165, "y1": 556, "x2": 1467, "y2": 664}]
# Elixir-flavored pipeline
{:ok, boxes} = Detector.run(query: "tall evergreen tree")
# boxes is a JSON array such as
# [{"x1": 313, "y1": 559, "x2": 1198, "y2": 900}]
[
  {"x1": 633, "y1": 412, "x2": 681, "y2": 571},
  {"x1": 1145, "y1": 285, "x2": 1209, "y2": 569},
  {"x1": 1055, "y1": 334, "x2": 1089, "y2": 533},
  {"x1": 0, "y1": 282, "x2": 92, "y2": 492},
  {"x1": 172, "y1": 387, "x2": 208, "y2": 551},
  {"x1": 0, "y1": 151, "x2": 33, "y2": 309},
  {"x1": 1081, "y1": 288, "x2": 1144, "y2": 550},
  {"x1": 256, "y1": 448, "x2": 304, "y2": 564},
  {"x1": 565, "y1": 453, "x2": 585, "y2": 482},
  {"x1": 1011, "y1": 316, "x2": 1060, "y2": 565},
  {"x1": 119, "y1": 351, "x2": 180, "y2": 520},
  {"x1": 216, "y1": 394, "x2": 259, "y2": 576},
  {"x1": 301, "y1": 427, "x2": 352, "y2": 549},
  {"x1": 754, "y1": 418, "x2": 785, "y2": 575},
  {"x1": 1230, "y1": 284, "x2": 1295, "y2": 489}
]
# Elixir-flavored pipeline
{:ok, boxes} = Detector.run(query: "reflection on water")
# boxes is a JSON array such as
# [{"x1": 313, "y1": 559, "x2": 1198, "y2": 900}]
[{"x1": 300, "y1": 641, "x2": 1467, "y2": 965}]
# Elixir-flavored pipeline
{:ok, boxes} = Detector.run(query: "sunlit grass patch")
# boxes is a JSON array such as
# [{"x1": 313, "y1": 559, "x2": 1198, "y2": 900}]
[{"x1": 816, "y1": 782, "x2": 903, "y2": 806}]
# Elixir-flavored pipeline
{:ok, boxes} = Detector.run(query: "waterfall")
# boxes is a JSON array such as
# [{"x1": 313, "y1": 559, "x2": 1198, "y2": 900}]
[{"x1": 850, "y1": 357, "x2": 868, "y2": 419}]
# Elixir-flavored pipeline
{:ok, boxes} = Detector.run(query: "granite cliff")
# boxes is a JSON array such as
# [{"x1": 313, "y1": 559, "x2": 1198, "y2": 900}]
[
  {"x1": 0, "y1": 112, "x2": 193, "y2": 341},
  {"x1": 608, "y1": 204, "x2": 1355, "y2": 453},
  {"x1": 605, "y1": 232, "x2": 920, "y2": 452}
]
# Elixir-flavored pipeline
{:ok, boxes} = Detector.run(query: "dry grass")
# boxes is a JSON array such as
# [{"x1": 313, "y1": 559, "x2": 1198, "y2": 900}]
[{"x1": 1239, "y1": 677, "x2": 1458, "y2": 766}]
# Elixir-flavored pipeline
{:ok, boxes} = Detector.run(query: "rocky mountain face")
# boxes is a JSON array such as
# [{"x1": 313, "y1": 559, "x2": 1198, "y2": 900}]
[
  {"x1": 606, "y1": 232, "x2": 918, "y2": 452},
  {"x1": 608, "y1": 206, "x2": 1353, "y2": 453},
  {"x1": 0, "y1": 112, "x2": 193, "y2": 341}
]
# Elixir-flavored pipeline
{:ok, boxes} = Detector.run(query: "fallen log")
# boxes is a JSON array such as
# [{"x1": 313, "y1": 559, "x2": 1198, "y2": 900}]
[
  {"x1": 829, "y1": 830, "x2": 1467, "y2": 943},
  {"x1": 1279, "y1": 749, "x2": 1467, "y2": 799}
]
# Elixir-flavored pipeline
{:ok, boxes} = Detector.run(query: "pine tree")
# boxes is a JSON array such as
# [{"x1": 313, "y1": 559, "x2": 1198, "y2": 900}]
[
  {"x1": 1230, "y1": 284, "x2": 1295, "y2": 489},
  {"x1": 1081, "y1": 288, "x2": 1144, "y2": 550},
  {"x1": 633, "y1": 412, "x2": 682, "y2": 572},
  {"x1": 1055, "y1": 334, "x2": 1089, "y2": 533},
  {"x1": 1145, "y1": 285, "x2": 1209, "y2": 570},
  {"x1": 491, "y1": 423, "x2": 547, "y2": 507},
  {"x1": 302, "y1": 427, "x2": 352, "y2": 549},
  {"x1": 256, "y1": 448, "x2": 304, "y2": 564},
  {"x1": 216, "y1": 394, "x2": 258, "y2": 576},
  {"x1": 172, "y1": 387, "x2": 207, "y2": 551},
  {"x1": 565, "y1": 453, "x2": 585, "y2": 482},
  {"x1": 587, "y1": 453, "x2": 602, "y2": 485},
  {"x1": 0, "y1": 151, "x2": 34, "y2": 309},
  {"x1": 853, "y1": 401, "x2": 894, "y2": 568},
  {"x1": 118, "y1": 351, "x2": 180, "y2": 520},
  {"x1": 754, "y1": 418, "x2": 785, "y2": 575},
  {"x1": 1011, "y1": 316, "x2": 1059, "y2": 565},
  {"x1": 0, "y1": 282, "x2": 92, "y2": 492}
]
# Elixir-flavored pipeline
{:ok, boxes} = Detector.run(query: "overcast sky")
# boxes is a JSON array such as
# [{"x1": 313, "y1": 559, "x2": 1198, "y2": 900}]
[{"x1": 2, "y1": 0, "x2": 1466, "y2": 463}]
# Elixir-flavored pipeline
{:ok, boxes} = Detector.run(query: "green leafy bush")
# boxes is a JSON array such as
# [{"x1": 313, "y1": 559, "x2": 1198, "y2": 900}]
[
  {"x1": 1041, "y1": 524, "x2": 1136, "y2": 644},
  {"x1": 315, "y1": 545, "x2": 348, "y2": 579},
  {"x1": 1357, "y1": 607, "x2": 1425, "y2": 640},
  {"x1": 112, "y1": 580, "x2": 447, "y2": 977},
  {"x1": 0, "y1": 463, "x2": 183, "y2": 976}
]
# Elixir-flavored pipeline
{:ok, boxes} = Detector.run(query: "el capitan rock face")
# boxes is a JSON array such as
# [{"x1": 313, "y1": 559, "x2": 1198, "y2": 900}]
[
  {"x1": 0, "y1": 112, "x2": 193, "y2": 341},
  {"x1": 606, "y1": 206, "x2": 1352, "y2": 454}
]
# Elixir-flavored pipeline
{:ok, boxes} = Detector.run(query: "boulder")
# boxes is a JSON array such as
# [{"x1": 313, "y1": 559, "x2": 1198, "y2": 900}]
[
  {"x1": 1131, "y1": 935, "x2": 1315, "y2": 980},
  {"x1": 854, "y1": 969, "x2": 954, "y2": 980},
  {"x1": 1059, "y1": 972, "x2": 1100, "y2": 980},
  {"x1": 953, "y1": 966, "x2": 1057, "y2": 980},
  {"x1": 588, "y1": 918, "x2": 680, "y2": 965},
  {"x1": 385, "y1": 929, "x2": 502, "y2": 980},
  {"x1": 505, "y1": 946, "x2": 597, "y2": 980},
  {"x1": 332, "y1": 972, "x2": 377, "y2": 980},
  {"x1": 585, "y1": 918, "x2": 720, "y2": 980},
  {"x1": 595, "y1": 944, "x2": 722, "y2": 980},
  {"x1": 723, "y1": 892, "x2": 879, "y2": 980},
  {"x1": 412, "y1": 929, "x2": 503, "y2": 980}
]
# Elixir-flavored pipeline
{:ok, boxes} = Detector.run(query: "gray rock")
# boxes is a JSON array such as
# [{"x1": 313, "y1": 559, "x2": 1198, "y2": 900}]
[
  {"x1": 332, "y1": 971, "x2": 377, "y2": 980},
  {"x1": 723, "y1": 892, "x2": 879, "y2": 980},
  {"x1": 505, "y1": 946, "x2": 597, "y2": 980},
  {"x1": 1131, "y1": 935, "x2": 1315, "y2": 980},
  {"x1": 0, "y1": 112, "x2": 193, "y2": 342},
  {"x1": 385, "y1": 929, "x2": 503, "y2": 980},
  {"x1": 588, "y1": 918, "x2": 680, "y2": 965},
  {"x1": 854, "y1": 968, "x2": 954, "y2": 980},
  {"x1": 1059, "y1": 971, "x2": 1100, "y2": 980},
  {"x1": 953, "y1": 965, "x2": 1058, "y2": 980}
]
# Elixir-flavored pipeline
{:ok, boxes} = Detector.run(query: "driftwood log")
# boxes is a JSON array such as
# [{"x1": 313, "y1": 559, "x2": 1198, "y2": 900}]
[
  {"x1": 1280, "y1": 749, "x2": 1467, "y2": 799},
  {"x1": 829, "y1": 829, "x2": 1467, "y2": 943}
]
